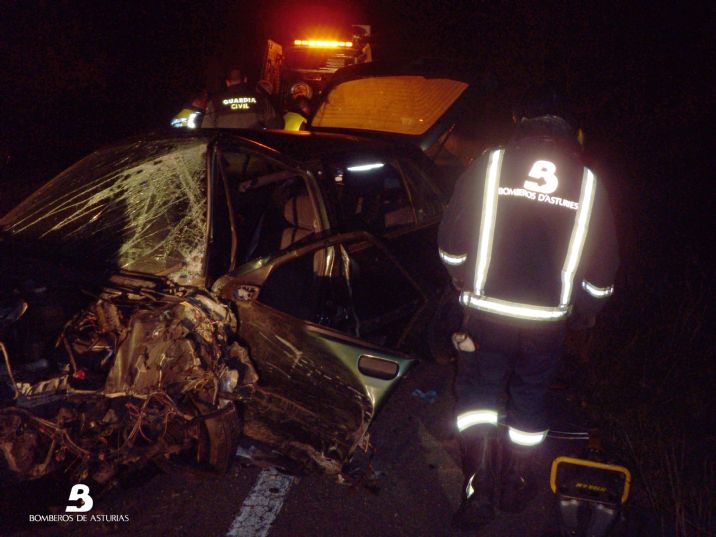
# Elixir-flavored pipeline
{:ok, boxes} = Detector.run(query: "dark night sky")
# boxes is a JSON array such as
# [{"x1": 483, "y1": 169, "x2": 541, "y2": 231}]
[{"x1": 1, "y1": 0, "x2": 713, "y2": 261}]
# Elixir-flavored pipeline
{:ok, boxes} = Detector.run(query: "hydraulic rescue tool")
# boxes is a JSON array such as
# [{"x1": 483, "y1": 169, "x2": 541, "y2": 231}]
[{"x1": 549, "y1": 440, "x2": 631, "y2": 537}]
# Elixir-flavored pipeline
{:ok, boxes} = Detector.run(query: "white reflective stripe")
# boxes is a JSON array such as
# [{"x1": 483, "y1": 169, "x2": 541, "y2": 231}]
[
  {"x1": 187, "y1": 111, "x2": 200, "y2": 129},
  {"x1": 460, "y1": 292, "x2": 568, "y2": 321},
  {"x1": 456, "y1": 409, "x2": 499, "y2": 431},
  {"x1": 474, "y1": 149, "x2": 504, "y2": 295},
  {"x1": 582, "y1": 279, "x2": 614, "y2": 298},
  {"x1": 560, "y1": 168, "x2": 596, "y2": 306},
  {"x1": 508, "y1": 427, "x2": 548, "y2": 446},
  {"x1": 346, "y1": 163, "x2": 384, "y2": 172},
  {"x1": 465, "y1": 474, "x2": 475, "y2": 498},
  {"x1": 439, "y1": 248, "x2": 467, "y2": 266}
]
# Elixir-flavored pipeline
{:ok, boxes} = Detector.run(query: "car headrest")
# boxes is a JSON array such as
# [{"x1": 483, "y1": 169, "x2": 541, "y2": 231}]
[{"x1": 284, "y1": 192, "x2": 316, "y2": 231}]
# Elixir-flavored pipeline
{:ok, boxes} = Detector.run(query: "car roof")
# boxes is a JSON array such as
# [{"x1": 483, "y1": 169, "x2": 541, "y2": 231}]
[
  {"x1": 116, "y1": 129, "x2": 426, "y2": 167},
  {"x1": 223, "y1": 129, "x2": 423, "y2": 163}
]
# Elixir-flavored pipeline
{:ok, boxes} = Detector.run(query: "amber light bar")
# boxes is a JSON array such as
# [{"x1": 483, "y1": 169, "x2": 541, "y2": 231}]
[{"x1": 293, "y1": 39, "x2": 353, "y2": 48}]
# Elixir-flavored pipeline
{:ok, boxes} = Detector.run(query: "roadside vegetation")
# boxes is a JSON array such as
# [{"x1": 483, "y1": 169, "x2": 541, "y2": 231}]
[{"x1": 571, "y1": 242, "x2": 714, "y2": 536}]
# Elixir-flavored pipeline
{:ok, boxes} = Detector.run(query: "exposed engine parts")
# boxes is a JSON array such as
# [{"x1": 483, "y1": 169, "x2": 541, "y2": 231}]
[{"x1": 0, "y1": 282, "x2": 255, "y2": 484}]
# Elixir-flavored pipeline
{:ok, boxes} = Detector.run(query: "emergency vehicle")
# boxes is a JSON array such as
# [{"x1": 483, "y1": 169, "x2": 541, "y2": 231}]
[{"x1": 261, "y1": 25, "x2": 372, "y2": 109}]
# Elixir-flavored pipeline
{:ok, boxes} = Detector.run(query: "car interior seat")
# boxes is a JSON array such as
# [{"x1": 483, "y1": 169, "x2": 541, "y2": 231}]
[
  {"x1": 280, "y1": 191, "x2": 317, "y2": 250},
  {"x1": 381, "y1": 172, "x2": 414, "y2": 229}
]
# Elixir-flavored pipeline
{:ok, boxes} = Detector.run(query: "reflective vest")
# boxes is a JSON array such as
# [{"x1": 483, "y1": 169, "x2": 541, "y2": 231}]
[
  {"x1": 170, "y1": 108, "x2": 203, "y2": 129},
  {"x1": 283, "y1": 111, "x2": 307, "y2": 131},
  {"x1": 438, "y1": 140, "x2": 618, "y2": 323}
]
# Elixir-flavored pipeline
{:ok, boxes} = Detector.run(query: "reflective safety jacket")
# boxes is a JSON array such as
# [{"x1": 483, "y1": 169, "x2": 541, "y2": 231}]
[
  {"x1": 201, "y1": 84, "x2": 281, "y2": 129},
  {"x1": 438, "y1": 134, "x2": 618, "y2": 324},
  {"x1": 283, "y1": 111, "x2": 307, "y2": 131},
  {"x1": 170, "y1": 107, "x2": 203, "y2": 129}
]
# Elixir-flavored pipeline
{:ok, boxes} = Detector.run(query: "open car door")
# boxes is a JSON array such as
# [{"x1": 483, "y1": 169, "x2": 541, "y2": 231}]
[
  {"x1": 309, "y1": 59, "x2": 481, "y2": 154},
  {"x1": 213, "y1": 233, "x2": 425, "y2": 474}
]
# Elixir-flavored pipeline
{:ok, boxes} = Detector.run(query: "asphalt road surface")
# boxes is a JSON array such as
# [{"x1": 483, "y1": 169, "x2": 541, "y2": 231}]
[{"x1": 2, "y1": 355, "x2": 586, "y2": 537}]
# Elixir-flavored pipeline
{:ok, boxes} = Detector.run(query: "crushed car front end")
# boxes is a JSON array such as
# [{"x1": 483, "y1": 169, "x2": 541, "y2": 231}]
[{"x1": 0, "y1": 134, "x2": 252, "y2": 485}]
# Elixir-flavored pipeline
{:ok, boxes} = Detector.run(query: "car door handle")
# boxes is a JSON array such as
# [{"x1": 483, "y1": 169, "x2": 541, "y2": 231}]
[{"x1": 357, "y1": 354, "x2": 399, "y2": 380}]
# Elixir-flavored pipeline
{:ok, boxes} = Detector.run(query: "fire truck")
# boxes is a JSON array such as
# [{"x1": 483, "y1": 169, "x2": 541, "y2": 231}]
[{"x1": 261, "y1": 25, "x2": 372, "y2": 109}]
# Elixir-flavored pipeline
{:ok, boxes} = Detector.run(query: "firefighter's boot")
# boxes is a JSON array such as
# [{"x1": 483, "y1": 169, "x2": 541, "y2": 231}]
[
  {"x1": 499, "y1": 442, "x2": 539, "y2": 513},
  {"x1": 452, "y1": 431, "x2": 498, "y2": 530}
]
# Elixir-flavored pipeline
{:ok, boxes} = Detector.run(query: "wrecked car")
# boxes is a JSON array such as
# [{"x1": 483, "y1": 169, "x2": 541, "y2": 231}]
[{"x1": 0, "y1": 129, "x2": 448, "y2": 487}]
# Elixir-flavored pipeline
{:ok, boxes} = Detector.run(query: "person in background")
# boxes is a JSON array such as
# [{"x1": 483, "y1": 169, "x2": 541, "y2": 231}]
[
  {"x1": 438, "y1": 84, "x2": 619, "y2": 530},
  {"x1": 170, "y1": 90, "x2": 208, "y2": 129},
  {"x1": 283, "y1": 96, "x2": 312, "y2": 131},
  {"x1": 201, "y1": 67, "x2": 281, "y2": 129}
]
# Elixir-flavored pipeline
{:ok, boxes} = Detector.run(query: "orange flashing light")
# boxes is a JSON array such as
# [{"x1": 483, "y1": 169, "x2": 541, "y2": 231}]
[{"x1": 293, "y1": 39, "x2": 353, "y2": 48}]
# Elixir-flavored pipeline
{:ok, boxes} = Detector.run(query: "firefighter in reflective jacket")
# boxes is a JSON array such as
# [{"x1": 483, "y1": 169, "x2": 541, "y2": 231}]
[
  {"x1": 201, "y1": 68, "x2": 281, "y2": 129},
  {"x1": 439, "y1": 86, "x2": 619, "y2": 529}
]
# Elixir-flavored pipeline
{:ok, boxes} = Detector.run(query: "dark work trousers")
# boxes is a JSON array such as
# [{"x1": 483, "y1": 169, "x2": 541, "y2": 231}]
[{"x1": 455, "y1": 315, "x2": 566, "y2": 432}]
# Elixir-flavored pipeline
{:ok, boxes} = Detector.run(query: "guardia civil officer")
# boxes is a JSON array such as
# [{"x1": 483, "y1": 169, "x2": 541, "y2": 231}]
[
  {"x1": 438, "y1": 85, "x2": 619, "y2": 529},
  {"x1": 201, "y1": 68, "x2": 281, "y2": 129}
]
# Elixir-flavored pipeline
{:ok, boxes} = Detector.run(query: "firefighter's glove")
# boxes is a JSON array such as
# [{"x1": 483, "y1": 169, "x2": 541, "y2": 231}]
[
  {"x1": 568, "y1": 312, "x2": 596, "y2": 331},
  {"x1": 452, "y1": 332, "x2": 476, "y2": 352}
]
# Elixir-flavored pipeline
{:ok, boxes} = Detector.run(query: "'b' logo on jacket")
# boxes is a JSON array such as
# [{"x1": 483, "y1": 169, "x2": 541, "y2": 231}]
[{"x1": 524, "y1": 160, "x2": 558, "y2": 194}]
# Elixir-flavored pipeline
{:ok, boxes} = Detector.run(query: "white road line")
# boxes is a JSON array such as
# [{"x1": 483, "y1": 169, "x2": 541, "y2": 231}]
[{"x1": 226, "y1": 467, "x2": 295, "y2": 537}]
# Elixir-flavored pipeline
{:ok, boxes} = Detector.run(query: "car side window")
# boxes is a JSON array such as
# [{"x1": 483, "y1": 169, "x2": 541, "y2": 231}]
[
  {"x1": 259, "y1": 246, "x2": 359, "y2": 336},
  {"x1": 219, "y1": 148, "x2": 319, "y2": 264},
  {"x1": 259, "y1": 239, "x2": 423, "y2": 350},
  {"x1": 398, "y1": 159, "x2": 444, "y2": 223},
  {"x1": 335, "y1": 162, "x2": 415, "y2": 234},
  {"x1": 342, "y1": 240, "x2": 423, "y2": 348}
]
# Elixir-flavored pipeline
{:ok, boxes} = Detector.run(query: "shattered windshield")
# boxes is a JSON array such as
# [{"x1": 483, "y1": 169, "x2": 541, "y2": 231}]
[
  {"x1": 0, "y1": 137, "x2": 209, "y2": 285},
  {"x1": 312, "y1": 76, "x2": 468, "y2": 135}
]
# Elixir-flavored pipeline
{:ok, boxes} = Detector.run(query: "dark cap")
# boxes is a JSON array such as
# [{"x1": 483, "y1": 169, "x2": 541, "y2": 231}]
[{"x1": 513, "y1": 84, "x2": 567, "y2": 122}]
